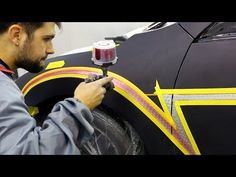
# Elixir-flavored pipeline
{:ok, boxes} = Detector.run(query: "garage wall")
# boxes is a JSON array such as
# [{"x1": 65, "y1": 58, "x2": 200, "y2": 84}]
[{"x1": 52, "y1": 22, "x2": 151, "y2": 57}]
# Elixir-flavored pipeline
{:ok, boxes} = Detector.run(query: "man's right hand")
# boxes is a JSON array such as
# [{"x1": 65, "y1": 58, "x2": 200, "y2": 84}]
[{"x1": 74, "y1": 76, "x2": 113, "y2": 110}]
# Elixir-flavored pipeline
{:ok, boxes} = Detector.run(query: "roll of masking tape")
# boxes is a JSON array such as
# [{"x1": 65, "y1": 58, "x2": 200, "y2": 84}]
[{"x1": 92, "y1": 40, "x2": 118, "y2": 66}]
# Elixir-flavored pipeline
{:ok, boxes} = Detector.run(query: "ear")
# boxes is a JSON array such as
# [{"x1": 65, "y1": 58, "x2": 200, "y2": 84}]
[{"x1": 8, "y1": 24, "x2": 23, "y2": 46}]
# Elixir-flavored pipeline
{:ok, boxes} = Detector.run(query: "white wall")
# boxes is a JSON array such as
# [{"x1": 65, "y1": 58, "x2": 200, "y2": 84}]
[{"x1": 52, "y1": 22, "x2": 151, "y2": 57}]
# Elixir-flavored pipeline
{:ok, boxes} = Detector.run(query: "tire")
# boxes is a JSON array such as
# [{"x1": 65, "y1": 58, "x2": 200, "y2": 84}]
[{"x1": 79, "y1": 109, "x2": 145, "y2": 155}]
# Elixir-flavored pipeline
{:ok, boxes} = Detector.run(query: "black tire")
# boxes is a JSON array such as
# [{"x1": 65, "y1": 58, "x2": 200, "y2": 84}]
[{"x1": 80, "y1": 109, "x2": 145, "y2": 155}]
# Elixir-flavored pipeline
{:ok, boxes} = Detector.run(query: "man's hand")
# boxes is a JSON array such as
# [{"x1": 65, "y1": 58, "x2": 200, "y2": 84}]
[{"x1": 74, "y1": 76, "x2": 113, "y2": 110}]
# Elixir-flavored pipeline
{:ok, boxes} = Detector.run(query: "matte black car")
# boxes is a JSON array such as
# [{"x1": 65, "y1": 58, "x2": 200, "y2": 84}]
[{"x1": 16, "y1": 22, "x2": 236, "y2": 155}]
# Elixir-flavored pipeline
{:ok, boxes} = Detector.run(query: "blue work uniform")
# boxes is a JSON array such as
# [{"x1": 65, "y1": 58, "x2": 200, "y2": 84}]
[{"x1": 0, "y1": 62, "x2": 94, "y2": 154}]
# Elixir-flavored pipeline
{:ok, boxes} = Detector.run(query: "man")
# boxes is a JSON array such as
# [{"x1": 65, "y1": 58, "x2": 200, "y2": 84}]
[{"x1": 0, "y1": 22, "x2": 113, "y2": 154}]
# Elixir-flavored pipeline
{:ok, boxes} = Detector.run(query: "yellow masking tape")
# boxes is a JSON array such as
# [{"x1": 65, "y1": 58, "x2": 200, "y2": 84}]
[{"x1": 45, "y1": 60, "x2": 65, "y2": 70}]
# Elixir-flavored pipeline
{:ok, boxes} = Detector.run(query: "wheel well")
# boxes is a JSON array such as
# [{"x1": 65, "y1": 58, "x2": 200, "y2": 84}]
[
  {"x1": 33, "y1": 95, "x2": 140, "y2": 133},
  {"x1": 32, "y1": 95, "x2": 146, "y2": 154},
  {"x1": 96, "y1": 104, "x2": 146, "y2": 153}
]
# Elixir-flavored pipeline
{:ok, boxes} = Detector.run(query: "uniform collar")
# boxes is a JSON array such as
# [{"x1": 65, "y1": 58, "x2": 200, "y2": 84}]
[{"x1": 0, "y1": 59, "x2": 15, "y2": 79}]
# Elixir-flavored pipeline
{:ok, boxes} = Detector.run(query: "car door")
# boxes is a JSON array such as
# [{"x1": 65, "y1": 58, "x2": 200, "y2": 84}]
[{"x1": 174, "y1": 22, "x2": 236, "y2": 154}]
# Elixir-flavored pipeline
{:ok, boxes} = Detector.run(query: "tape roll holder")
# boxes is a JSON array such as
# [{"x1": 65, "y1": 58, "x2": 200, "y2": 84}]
[{"x1": 85, "y1": 40, "x2": 118, "y2": 91}]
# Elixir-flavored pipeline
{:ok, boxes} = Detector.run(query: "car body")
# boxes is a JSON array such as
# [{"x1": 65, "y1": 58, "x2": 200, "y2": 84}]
[{"x1": 16, "y1": 22, "x2": 236, "y2": 155}]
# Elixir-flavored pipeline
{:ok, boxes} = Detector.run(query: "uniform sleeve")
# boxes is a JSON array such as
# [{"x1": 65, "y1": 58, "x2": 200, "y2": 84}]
[{"x1": 0, "y1": 79, "x2": 94, "y2": 154}]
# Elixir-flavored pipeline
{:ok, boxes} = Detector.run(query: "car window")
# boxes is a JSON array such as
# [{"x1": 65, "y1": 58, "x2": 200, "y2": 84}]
[{"x1": 198, "y1": 22, "x2": 236, "y2": 42}]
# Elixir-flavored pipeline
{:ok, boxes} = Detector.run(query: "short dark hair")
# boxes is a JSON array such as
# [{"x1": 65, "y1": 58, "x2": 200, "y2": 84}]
[{"x1": 0, "y1": 22, "x2": 61, "y2": 37}]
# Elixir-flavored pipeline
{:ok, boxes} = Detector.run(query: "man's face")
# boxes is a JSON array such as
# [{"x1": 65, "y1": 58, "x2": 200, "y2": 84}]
[{"x1": 15, "y1": 23, "x2": 56, "y2": 73}]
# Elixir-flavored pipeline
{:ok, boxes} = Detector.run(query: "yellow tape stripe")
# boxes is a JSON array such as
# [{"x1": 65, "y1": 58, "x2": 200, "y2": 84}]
[
  {"x1": 22, "y1": 67, "x2": 193, "y2": 153},
  {"x1": 160, "y1": 88, "x2": 236, "y2": 95},
  {"x1": 22, "y1": 67, "x2": 102, "y2": 94},
  {"x1": 174, "y1": 99, "x2": 236, "y2": 154},
  {"x1": 155, "y1": 81, "x2": 177, "y2": 130},
  {"x1": 23, "y1": 74, "x2": 87, "y2": 96},
  {"x1": 155, "y1": 82, "x2": 202, "y2": 154},
  {"x1": 175, "y1": 101, "x2": 201, "y2": 155},
  {"x1": 146, "y1": 94, "x2": 156, "y2": 96},
  {"x1": 177, "y1": 100, "x2": 236, "y2": 105},
  {"x1": 109, "y1": 72, "x2": 176, "y2": 128},
  {"x1": 45, "y1": 60, "x2": 65, "y2": 70},
  {"x1": 25, "y1": 67, "x2": 215, "y2": 154},
  {"x1": 22, "y1": 68, "x2": 179, "y2": 139},
  {"x1": 115, "y1": 83, "x2": 190, "y2": 154},
  {"x1": 116, "y1": 85, "x2": 191, "y2": 154}
]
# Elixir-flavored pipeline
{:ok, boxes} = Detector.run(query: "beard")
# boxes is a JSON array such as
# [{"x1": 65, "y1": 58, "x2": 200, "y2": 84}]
[
  {"x1": 15, "y1": 57, "x2": 44, "y2": 73},
  {"x1": 15, "y1": 39, "x2": 46, "y2": 73}
]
